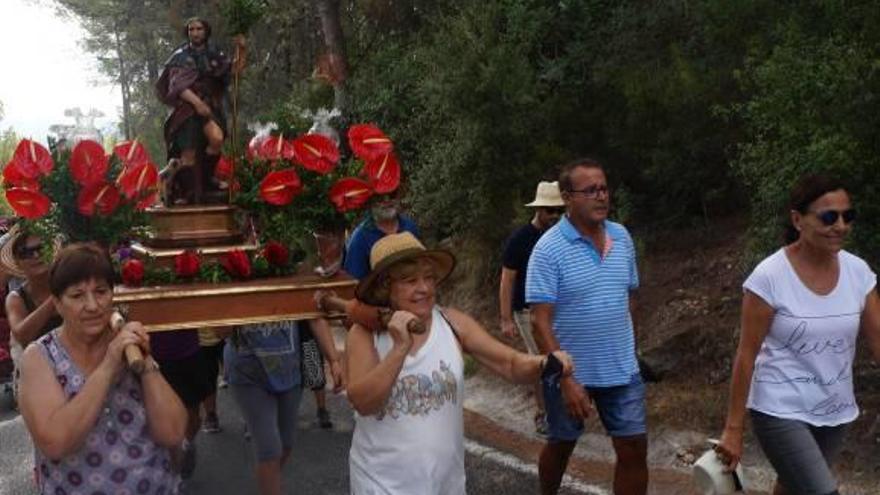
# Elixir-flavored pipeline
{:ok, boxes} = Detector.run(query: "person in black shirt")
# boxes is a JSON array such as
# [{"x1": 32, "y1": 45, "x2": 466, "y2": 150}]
[{"x1": 499, "y1": 181, "x2": 565, "y2": 435}]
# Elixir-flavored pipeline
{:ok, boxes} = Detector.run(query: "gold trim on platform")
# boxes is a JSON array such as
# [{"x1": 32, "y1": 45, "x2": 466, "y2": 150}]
[
  {"x1": 147, "y1": 205, "x2": 237, "y2": 214},
  {"x1": 130, "y1": 241, "x2": 260, "y2": 257}
]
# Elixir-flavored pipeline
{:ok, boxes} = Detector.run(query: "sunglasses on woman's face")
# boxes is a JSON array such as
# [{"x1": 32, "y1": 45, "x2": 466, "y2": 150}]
[
  {"x1": 811, "y1": 208, "x2": 856, "y2": 226},
  {"x1": 16, "y1": 245, "x2": 42, "y2": 259}
]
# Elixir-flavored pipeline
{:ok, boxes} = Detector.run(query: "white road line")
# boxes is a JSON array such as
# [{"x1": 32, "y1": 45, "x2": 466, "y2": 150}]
[{"x1": 465, "y1": 439, "x2": 610, "y2": 495}]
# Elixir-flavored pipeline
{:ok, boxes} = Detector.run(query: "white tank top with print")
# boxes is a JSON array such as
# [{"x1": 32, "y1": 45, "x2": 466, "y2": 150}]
[{"x1": 349, "y1": 306, "x2": 465, "y2": 495}]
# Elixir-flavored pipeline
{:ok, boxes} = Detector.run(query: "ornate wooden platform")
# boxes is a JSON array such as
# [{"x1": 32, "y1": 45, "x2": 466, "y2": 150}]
[
  {"x1": 142, "y1": 205, "x2": 244, "y2": 248},
  {"x1": 113, "y1": 273, "x2": 356, "y2": 332},
  {"x1": 129, "y1": 240, "x2": 261, "y2": 269}
]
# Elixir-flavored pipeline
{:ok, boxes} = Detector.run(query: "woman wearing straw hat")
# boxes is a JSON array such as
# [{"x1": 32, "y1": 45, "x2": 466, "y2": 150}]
[
  {"x1": 716, "y1": 175, "x2": 880, "y2": 495},
  {"x1": 346, "y1": 232, "x2": 573, "y2": 494},
  {"x1": 1, "y1": 226, "x2": 62, "y2": 403},
  {"x1": 17, "y1": 243, "x2": 186, "y2": 495}
]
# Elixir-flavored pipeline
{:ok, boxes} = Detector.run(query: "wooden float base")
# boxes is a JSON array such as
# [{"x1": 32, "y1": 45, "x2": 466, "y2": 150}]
[
  {"x1": 113, "y1": 273, "x2": 356, "y2": 332},
  {"x1": 142, "y1": 205, "x2": 243, "y2": 248}
]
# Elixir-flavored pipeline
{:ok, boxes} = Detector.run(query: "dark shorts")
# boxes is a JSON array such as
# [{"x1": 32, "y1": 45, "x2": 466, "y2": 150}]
[
  {"x1": 200, "y1": 342, "x2": 225, "y2": 394},
  {"x1": 544, "y1": 372, "x2": 647, "y2": 441},
  {"x1": 750, "y1": 409, "x2": 847, "y2": 495},
  {"x1": 157, "y1": 351, "x2": 214, "y2": 408}
]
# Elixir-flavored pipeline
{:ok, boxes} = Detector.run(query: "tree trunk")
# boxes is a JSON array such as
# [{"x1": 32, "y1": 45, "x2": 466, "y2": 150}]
[
  {"x1": 114, "y1": 24, "x2": 133, "y2": 140},
  {"x1": 314, "y1": 0, "x2": 349, "y2": 113}
]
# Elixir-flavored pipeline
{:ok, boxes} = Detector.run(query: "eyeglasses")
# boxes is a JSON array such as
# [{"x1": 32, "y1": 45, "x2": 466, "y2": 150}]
[
  {"x1": 15, "y1": 245, "x2": 42, "y2": 259},
  {"x1": 566, "y1": 185, "x2": 608, "y2": 199},
  {"x1": 542, "y1": 207, "x2": 566, "y2": 215},
  {"x1": 811, "y1": 208, "x2": 856, "y2": 226}
]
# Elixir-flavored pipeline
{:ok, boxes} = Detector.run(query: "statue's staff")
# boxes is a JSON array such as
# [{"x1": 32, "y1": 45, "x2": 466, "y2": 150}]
[{"x1": 229, "y1": 35, "x2": 247, "y2": 204}]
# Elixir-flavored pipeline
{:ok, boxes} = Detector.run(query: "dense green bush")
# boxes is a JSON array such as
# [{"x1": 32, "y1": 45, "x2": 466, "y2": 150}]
[{"x1": 734, "y1": 25, "x2": 880, "y2": 268}]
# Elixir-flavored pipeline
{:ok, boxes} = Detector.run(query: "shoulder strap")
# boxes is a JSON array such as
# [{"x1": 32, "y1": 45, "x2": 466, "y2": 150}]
[{"x1": 436, "y1": 307, "x2": 462, "y2": 348}]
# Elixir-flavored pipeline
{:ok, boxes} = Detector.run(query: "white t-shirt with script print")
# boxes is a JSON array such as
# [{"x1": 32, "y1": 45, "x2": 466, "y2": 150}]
[{"x1": 745, "y1": 248, "x2": 876, "y2": 426}]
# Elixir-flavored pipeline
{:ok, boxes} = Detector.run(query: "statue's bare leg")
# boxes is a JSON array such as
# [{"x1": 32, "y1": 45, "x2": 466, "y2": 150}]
[
  {"x1": 203, "y1": 121, "x2": 226, "y2": 201},
  {"x1": 204, "y1": 120, "x2": 224, "y2": 156}
]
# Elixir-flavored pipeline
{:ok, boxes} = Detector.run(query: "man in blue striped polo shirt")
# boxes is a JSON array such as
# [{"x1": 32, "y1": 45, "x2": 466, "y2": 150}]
[{"x1": 527, "y1": 158, "x2": 647, "y2": 495}]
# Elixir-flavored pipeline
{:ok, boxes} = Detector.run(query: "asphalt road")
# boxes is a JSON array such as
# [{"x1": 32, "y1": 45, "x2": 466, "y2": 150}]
[{"x1": 0, "y1": 383, "x2": 590, "y2": 495}]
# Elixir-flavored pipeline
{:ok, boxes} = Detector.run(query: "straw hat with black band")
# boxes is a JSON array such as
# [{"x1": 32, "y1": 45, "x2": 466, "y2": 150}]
[
  {"x1": 0, "y1": 224, "x2": 28, "y2": 279},
  {"x1": 356, "y1": 232, "x2": 456, "y2": 307}
]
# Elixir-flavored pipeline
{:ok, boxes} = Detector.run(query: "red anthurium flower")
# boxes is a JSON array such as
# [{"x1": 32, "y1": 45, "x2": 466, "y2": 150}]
[
  {"x1": 214, "y1": 156, "x2": 234, "y2": 181},
  {"x1": 247, "y1": 135, "x2": 266, "y2": 160},
  {"x1": 135, "y1": 189, "x2": 159, "y2": 211},
  {"x1": 121, "y1": 258, "x2": 145, "y2": 286},
  {"x1": 70, "y1": 140, "x2": 108, "y2": 186},
  {"x1": 258, "y1": 135, "x2": 295, "y2": 162},
  {"x1": 329, "y1": 178, "x2": 373, "y2": 212},
  {"x1": 113, "y1": 140, "x2": 149, "y2": 169},
  {"x1": 259, "y1": 169, "x2": 302, "y2": 206},
  {"x1": 221, "y1": 249, "x2": 252, "y2": 279},
  {"x1": 263, "y1": 241, "x2": 289, "y2": 267},
  {"x1": 12, "y1": 139, "x2": 53, "y2": 178},
  {"x1": 174, "y1": 250, "x2": 201, "y2": 278},
  {"x1": 363, "y1": 152, "x2": 401, "y2": 194},
  {"x1": 118, "y1": 162, "x2": 159, "y2": 200},
  {"x1": 2, "y1": 158, "x2": 39, "y2": 187},
  {"x1": 6, "y1": 187, "x2": 51, "y2": 219},
  {"x1": 292, "y1": 134, "x2": 339, "y2": 174},
  {"x1": 348, "y1": 124, "x2": 394, "y2": 161},
  {"x1": 77, "y1": 182, "x2": 121, "y2": 216}
]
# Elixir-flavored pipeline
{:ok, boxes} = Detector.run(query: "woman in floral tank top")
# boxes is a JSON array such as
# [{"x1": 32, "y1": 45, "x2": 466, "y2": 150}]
[{"x1": 17, "y1": 244, "x2": 187, "y2": 495}]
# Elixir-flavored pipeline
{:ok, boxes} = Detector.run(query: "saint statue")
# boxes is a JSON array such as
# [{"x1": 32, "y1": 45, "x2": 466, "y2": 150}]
[{"x1": 156, "y1": 17, "x2": 245, "y2": 205}]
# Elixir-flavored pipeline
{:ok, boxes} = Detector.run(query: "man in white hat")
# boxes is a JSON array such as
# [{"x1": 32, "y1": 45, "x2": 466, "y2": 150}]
[{"x1": 498, "y1": 181, "x2": 565, "y2": 435}]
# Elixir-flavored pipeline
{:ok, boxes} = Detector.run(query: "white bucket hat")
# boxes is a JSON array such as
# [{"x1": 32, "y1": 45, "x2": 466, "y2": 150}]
[
  {"x1": 692, "y1": 440, "x2": 745, "y2": 495},
  {"x1": 524, "y1": 181, "x2": 564, "y2": 208}
]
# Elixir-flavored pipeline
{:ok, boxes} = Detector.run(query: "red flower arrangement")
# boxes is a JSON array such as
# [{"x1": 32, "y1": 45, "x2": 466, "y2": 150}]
[
  {"x1": 174, "y1": 250, "x2": 201, "y2": 278},
  {"x1": 2, "y1": 138, "x2": 160, "y2": 248},
  {"x1": 221, "y1": 249, "x2": 252, "y2": 279},
  {"x1": 121, "y1": 258, "x2": 145, "y2": 286},
  {"x1": 241, "y1": 122, "x2": 401, "y2": 214},
  {"x1": 263, "y1": 241, "x2": 289, "y2": 267}
]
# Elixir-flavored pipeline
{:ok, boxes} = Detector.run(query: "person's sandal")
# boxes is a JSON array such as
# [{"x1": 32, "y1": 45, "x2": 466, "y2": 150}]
[
  {"x1": 317, "y1": 408, "x2": 333, "y2": 429},
  {"x1": 202, "y1": 412, "x2": 221, "y2": 433}
]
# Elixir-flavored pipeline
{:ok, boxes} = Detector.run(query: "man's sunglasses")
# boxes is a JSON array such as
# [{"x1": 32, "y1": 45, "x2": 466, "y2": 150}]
[
  {"x1": 566, "y1": 185, "x2": 608, "y2": 199},
  {"x1": 542, "y1": 207, "x2": 566, "y2": 215},
  {"x1": 812, "y1": 208, "x2": 856, "y2": 226},
  {"x1": 15, "y1": 245, "x2": 42, "y2": 259}
]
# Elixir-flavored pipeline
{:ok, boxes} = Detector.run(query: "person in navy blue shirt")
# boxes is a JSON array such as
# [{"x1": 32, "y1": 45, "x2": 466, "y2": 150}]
[
  {"x1": 344, "y1": 194, "x2": 420, "y2": 280},
  {"x1": 499, "y1": 181, "x2": 564, "y2": 435}
]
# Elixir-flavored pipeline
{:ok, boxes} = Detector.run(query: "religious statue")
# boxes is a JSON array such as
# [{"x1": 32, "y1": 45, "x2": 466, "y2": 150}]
[{"x1": 156, "y1": 17, "x2": 246, "y2": 205}]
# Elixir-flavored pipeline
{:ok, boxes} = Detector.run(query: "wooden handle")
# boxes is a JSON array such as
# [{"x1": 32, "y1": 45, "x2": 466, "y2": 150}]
[
  {"x1": 377, "y1": 309, "x2": 426, "y2": 335},
  {"x1": 316, "y1": 293, "x2": 355, "y2": 315},
  {"x1": 316, "y1": 292, "x2": 426, "y2": 334},
  {"x1": 111, "y1": 312, "x2": 145, "y2": 374}
]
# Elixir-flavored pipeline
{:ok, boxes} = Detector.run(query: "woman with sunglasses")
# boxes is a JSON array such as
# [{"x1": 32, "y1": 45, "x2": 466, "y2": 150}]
[
  {"x1": 2, "y1": 227, "x2": 62, "y2": 403},
  {"x1": 716, "y1": 174, "x2": 880, "y2": 495}
]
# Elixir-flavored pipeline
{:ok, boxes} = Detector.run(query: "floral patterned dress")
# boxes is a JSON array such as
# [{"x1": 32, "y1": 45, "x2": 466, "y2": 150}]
[{"x1": 33, "y1": 329, "x2": 179, "y2": 495}]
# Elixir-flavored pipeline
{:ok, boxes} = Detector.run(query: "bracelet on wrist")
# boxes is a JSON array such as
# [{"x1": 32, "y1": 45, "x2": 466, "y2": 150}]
[{"x1": 139, "y1": 358, "x2": 161, "y2": 376}]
